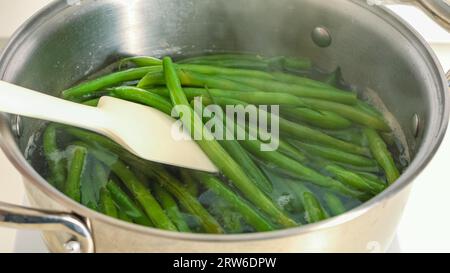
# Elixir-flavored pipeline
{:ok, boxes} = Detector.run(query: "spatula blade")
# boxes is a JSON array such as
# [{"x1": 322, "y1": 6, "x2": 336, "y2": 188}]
[{"x1": 98, "y1": 96, "x2": 218, "y2": 173}]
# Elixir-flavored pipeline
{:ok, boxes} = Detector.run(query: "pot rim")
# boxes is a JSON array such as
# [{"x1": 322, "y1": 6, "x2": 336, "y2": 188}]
[{"x1": 0, "y1": 0, "x2": 448, "y2": 243}]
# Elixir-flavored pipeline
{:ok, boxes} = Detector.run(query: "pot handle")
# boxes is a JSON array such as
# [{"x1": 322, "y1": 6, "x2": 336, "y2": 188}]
[
  {"x1": 415, "y1": 0, "x2": 450, "y2": 31},
  {"x1": 0, "y1": 201, "x2": 94, "y2": 253},
  {"x1": 377, "y1": 0, "x2": 450, "y2": 32}
]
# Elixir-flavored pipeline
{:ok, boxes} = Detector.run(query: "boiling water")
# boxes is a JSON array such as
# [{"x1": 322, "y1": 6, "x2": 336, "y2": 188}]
[{"x1": 25, "y1": 54, "x2": 409, "y2": 234}]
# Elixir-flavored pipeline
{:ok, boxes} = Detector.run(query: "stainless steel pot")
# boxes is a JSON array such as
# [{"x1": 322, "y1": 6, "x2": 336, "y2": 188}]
[{"x1": 0, "y1": 0, "x2": 449, "y2": 253}]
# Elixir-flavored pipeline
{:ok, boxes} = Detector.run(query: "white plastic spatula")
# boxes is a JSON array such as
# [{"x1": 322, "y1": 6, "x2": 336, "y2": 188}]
[{"x1": 0, "y1": 81, "x2": 218, "y2": 173}]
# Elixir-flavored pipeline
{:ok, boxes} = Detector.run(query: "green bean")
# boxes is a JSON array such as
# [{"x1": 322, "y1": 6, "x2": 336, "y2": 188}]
[
  {"x1": 87, "y1": 86, "x2": 368, "y2": 141},
  {"x1": 153, "y1": 183, "x2": 191, "y2": 232},
  {"x1": 201, "y1": 88, "x2": 309, "y2": 106},
  {"x1": 64, "y1": 145, "x2": 87, "y2": 202},
  {"x1": 190, "y1": 94, "x2": 307, "y2": 165},
  {"x1": 200, "y1": 92, "x2": 306, "y2": 168},
  {"x1": 198, "y1": 101, "x2": 273, "y2": 194},
  {"x1": 281, "y1": 56, "x2": 313, "y2": 71},
  {"x1": 65, "y1": 127, "x2": 124, "y2": 154},
  {"x1": 99, "y1": 187, "x2": 118, "y2": 218},
  {"x1": 300, "y1": 98, "x2": 390, "y2": 131},
  {"x1": 62, "y1": 66, "x2": 162, "y2": 100},
  {"x1": 190, "y1": 94, "x2": 298, "y2": 164},
  {"x1": 180, "y1": 64, "x2": 274, "y2": 80},
  {"x1": 283, "y1": 141, "x2": 383, "y2": 193},
  {"x1": 179, "y1": 169, "x2": 199, "y2": 197},
  {"x1": 136, "y1": 71, "x2": 165, "y2": 88},
  {"x1": 335, "y1": 163, "x2": 381, "y2": 174},
  {"x1": 138, "y1": 68, "x2": 260, "y2": 91},
  {"x1": 196, "y1": 172, "x2": 275, "y2": 232},
  {"x1": 195, "y1": 95, "x2": 368, "y2": 155},
  {"x1": 147, "y1": 87, "x2": 306, "y2": 107},
  {"x1": 364, "y1": 128, "x2": 400, "y2": 184},
  {"x1": 144, "y1": 87, "x2": 171, "y2": 98},
  {"x1": 182, "y1": 59, "x2": 271, "y2": 71},
  {"x1": 240, "y1": 139, "x2": 365, "y2": 199},
  {"x1": 180, "y1": 64, "x2": 328, "y2": 87},
  {"x1": 132, "y1": 69, "x2": 386, "y2": 132},
  {"x1": 277, "y1": 140, "x2": 308, "y2": 163},
  {"x1": 182, "y1": 61, "x2": 316, "y2": 83},
  {"x1": 43, "y1": 124, "x2": 66, "y2": 190},
  {"x1": 219, "y1": 139, "x2": 273, "y2": 194},
  {"x1": 322, "y1": 128, "x2": 365, "y2": 146},
  {"x1": 118, "y1": 56, "x2": 162, "y2": 69},
  {"x1": 140, "y1": 69, "x2": 343, "y2": 107},
  {"x1": 177, "y1": 89, "x2": 351, "y2": 132},
  {"x1": 53, "y1": 53, "x2": 404, "y2": 232},
  {"x1": 254, "y1": 102, "x2": 364, "y2": 155},
  {"x1": 219, "y1": 74, "x2": 357, "y2": 104},
  {"x1": 324, "y1": 164, "x2": 385, "y2": 194},
  {"x1": 82, "y1": 86, "x2": 172, "y2": 106},
  {"x1": 280, "y1": 116, "x2": 368, "y2": 155},
  {"x1": 106, "y1": 180, "x2": 153, "y2": 227},
  {"x1": 302, "y1": 192, "x2": 328, "y2": 223},
  {"x1": 80, "y1": 144, "x2": 177, "y2": 231},
  {"x1": 65, "y1": 127, "x2": 161, "y2": 182},
  {"x1": 132, "y1": 169, "x2": 150, "y2": 187},
  {"x1": 108, "y1": 86, "x2": 173, "y2": 114},
  {"x1": 86, "y1": 201, "x2": 99, "y2": 211},
  {"x1": 356, "y1": 171, "x2": 387, "y2": 186},
  {"x1": 281, "y1": 107, "x2": 352, "y2": 130},
  {"x1": 178, "y1": 53, "x2": 267, "y2": 64},
  {"x1": 163, "y1": 56, "x2": 296, "y2": 228},
  {"x1": 145, "y1": 165, "x2": 224, "y2": 233},
  {"x1": 118, "y1": 210, "x2": 134, "y2": 223},
  {"x1": 161, "y1": 88, "x2": 367, "y2": 162},
  {"x1": 271, "y1": 71, "x2": 339, "y2": 89},
  {"x1": 362, "y1": 177, "x2": 387, "y2": 193},
  {"x1": 82, "y1": 98, "x2": 101, "y2": 106},
  {"x1": 178, "y1": 54, "x2": 312, "y2": 71},
  {"x1": 286, "y1": 181, "x2": 328, "y2": 223},
  {"x1": 111, "y1": 170, "x2": 176, "y2": 230},
  {"x1": 177, "y1": 69, "x2": 260, "y2": 92},
  {"x1": 323, "y1": 192, "x2": 346, "y2": 216},
  {"x1": 196, "y1": 95, "x2": 307, "y2": 164},
  {"x1": 356, "y1": 101, "x2": 383, "y2": 118},
  {"x1": 292, "y1": 141, "x2": 376, "y2": 167},
  {"x1": 75, "y1": 90, "x2": 111, "y2": 102}
]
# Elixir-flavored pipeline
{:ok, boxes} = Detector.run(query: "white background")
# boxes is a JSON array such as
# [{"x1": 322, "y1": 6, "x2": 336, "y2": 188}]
[{"x1": 0, "y1": 0, "x2": 450, "y2": 252}]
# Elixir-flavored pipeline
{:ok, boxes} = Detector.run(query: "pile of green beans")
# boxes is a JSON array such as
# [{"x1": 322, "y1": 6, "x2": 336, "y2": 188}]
[{"x1": 33, "y1": 53, "x2": 405, "y2": 234}]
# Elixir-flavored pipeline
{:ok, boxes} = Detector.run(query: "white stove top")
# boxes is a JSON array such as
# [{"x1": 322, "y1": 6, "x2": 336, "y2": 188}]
[
  {"x1": 1, "y1": 2, "x2": 450, "y2": 253},
  {"x1": 13, "y1": 231, "x2": 48, "y2": 253}
]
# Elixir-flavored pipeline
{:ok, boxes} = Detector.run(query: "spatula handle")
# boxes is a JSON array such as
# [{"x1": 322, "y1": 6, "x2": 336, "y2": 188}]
[{"x1": 0, "y1": 81, "x2": 106, "y2": 133}]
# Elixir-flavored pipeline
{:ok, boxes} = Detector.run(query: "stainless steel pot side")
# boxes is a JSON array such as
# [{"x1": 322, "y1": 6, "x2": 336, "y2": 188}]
[{"x1": 0, "y1": 0, "x2": 449, "y2": 253}]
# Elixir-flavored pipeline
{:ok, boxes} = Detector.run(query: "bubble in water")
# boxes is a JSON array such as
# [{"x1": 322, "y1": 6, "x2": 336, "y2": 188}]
[{"x1": 277, "y1": 193, "x2": 293, "y2": 209}]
